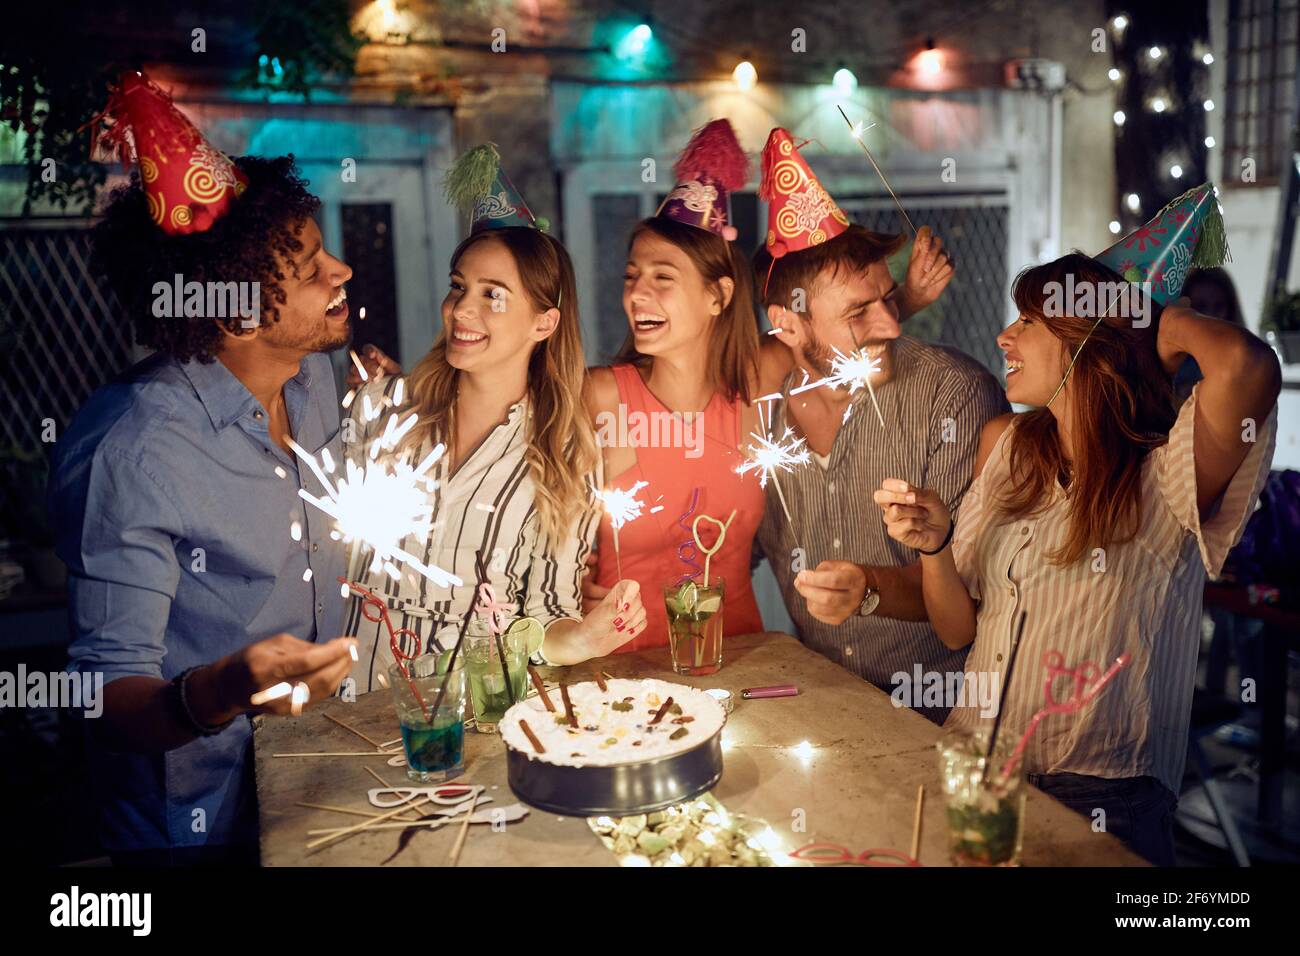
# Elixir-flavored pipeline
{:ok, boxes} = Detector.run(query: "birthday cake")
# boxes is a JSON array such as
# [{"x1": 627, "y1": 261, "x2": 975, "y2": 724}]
[{"x1": 500, "y1": 678, "x2": 727, "y2": 815}]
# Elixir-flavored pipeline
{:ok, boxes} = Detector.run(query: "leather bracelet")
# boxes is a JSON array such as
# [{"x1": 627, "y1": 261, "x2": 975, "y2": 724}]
[
  {"x1": 173, "y1": 666, "x2": 235, "y2": 737},
  {"x1": 917, "y1": 519, "x2": 955, "y2": 557}
]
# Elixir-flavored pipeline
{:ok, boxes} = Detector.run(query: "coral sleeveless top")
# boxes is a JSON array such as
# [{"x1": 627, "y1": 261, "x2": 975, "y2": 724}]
[{"x1": 594, "y1": 363, "x2": 765, "y2": 652}]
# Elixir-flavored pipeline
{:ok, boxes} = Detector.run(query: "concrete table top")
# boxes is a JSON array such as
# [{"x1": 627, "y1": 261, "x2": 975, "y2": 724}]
[{"x1": 255, "y1": 632, "x2": 1148, "y2": 867}]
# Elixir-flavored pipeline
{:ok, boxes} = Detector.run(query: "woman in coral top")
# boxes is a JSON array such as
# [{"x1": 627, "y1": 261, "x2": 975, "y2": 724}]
[{"x1": 583, "y1": 120, "x2": 781, "y2": 651}]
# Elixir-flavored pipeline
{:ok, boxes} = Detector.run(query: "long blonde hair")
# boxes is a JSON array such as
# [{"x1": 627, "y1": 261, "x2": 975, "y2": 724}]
[{"x1": 402, "y1": 228, "x2": 597, "y2": 541}]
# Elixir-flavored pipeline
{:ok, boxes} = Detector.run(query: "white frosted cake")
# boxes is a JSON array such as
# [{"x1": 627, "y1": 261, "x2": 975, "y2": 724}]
[{"x1": 500, "y1": 678, "x2": 726, "y2": 767}]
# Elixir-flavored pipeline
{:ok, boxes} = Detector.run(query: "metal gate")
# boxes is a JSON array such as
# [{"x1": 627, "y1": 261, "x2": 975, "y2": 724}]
[{"x1": 0, "y1": 223, "x2": 132, "y2": 540}]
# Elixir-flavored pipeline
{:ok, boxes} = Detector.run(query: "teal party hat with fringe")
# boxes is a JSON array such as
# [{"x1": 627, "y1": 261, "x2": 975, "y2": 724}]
[
  {"x1": 1094, "y1": 182, "x2": 1228, "y2": 305},
  {"x1": 443, "y1": 143, "x2": 547, "y2": 232}
]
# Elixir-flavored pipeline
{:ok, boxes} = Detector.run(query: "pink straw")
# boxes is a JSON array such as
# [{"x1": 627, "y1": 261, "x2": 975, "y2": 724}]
[{"x1": 998, "y1": 651, "x2": 1133, "y2": 781}]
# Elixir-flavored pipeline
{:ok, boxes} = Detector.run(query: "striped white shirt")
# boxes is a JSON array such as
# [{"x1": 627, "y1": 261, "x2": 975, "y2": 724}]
[
  {"x1": 340, "y1": 376, "x2": 597, "y2": 693},
  {"x1": 946, "y1": 384, "x2": 1277, "y2": 793},
  {"x1": 756, "y1": 335, "x2": 1009, "y2": 721}
]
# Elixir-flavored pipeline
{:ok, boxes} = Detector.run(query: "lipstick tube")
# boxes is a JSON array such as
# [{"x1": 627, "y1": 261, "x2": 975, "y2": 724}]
[{"x1": 741, "y1": 684, "x2": 798, "y2": 700}]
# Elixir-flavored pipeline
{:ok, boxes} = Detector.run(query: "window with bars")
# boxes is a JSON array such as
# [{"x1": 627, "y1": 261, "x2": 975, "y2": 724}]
[
  {"x1": 0, "y1": 224, "x2": 134, "y2": 541},
  {"x1": 1225, "y1": 0, "x2": 1300, "y2": 187},
  {"x1": 833, "y1": 199, "x2": 1011, "y2": 377}
]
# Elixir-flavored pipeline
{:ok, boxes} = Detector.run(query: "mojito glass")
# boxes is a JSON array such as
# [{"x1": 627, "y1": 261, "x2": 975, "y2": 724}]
[
  {"x1": 464, "y1": 623, "x2": 530, "y2": 733},
  {"x1": 936, "y1": 728, "x2": 1026, "y2": 866},
  {"x1": 664, "y1": 578, "x2": 725, "y2": 676}
]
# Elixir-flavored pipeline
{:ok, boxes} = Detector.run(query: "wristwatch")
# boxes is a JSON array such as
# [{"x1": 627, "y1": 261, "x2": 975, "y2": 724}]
[{"x1": 857, "y1": 585, "x2": 881, "y2": 617}]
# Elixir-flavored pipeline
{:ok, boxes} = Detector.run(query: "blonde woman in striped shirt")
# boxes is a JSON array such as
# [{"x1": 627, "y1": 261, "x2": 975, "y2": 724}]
[
  {"x1": 343, "y1": 227, "x2": 646, "y2": 692},
  {"x1": 875, "y1": 253, "x2": 1280, "y2": 864}
]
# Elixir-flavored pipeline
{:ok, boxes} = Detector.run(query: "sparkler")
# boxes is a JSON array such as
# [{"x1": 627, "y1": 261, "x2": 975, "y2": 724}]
[
  {"x1": 738, "y1": 401, "x2": 811, "y2": 553},
  {"x1": 836, "y1": 105, "x2": 916, "y2": 237},
  {"x1": 789, "y1": 347, "x2": 887, "y2": 428},
  {"x1": 593, "y1": 480, "x2": 649, "y2": 581}
]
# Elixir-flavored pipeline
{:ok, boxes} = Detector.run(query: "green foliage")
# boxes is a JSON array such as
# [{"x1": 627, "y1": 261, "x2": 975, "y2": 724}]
[{"x1": 1261, "y1": 290, "x2": 1300, "y2": 334}]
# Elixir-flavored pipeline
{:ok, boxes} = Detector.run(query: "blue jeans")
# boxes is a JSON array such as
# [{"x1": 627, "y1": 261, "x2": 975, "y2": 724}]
[{"x1": 1028, "y1": 772, "x2": 1177, "y2": 866}]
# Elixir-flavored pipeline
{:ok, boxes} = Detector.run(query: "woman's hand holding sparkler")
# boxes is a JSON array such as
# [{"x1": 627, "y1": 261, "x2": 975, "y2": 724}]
[
  {"x1": 874, "y1": 478, "x2": 951, "y2": 554},
  {"x1": 198, "y1": 634, "x2": 359, "y2": 723},
  {"x1": 545, "y1": 579, "x2": 646, "y2": 665}
]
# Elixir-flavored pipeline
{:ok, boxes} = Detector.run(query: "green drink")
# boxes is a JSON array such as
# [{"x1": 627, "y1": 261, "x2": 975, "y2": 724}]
[
  {"x1": 465, "y1": 626, "x2": 530, "y2": 733},
  {"x1": 936, "y1": 728, "x2": 1026, "y2": 866},
  {"x1": 664, "y1": 578, "x2": 725, "y2": 676}
]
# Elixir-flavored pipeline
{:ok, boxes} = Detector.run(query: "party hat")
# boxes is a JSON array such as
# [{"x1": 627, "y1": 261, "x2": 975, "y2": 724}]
[
  {"x1": 656, "y1": 119, "x2": 750, "y2": 241},
  {"x1": 97, "y1": 70, "x2": 247, "y2": 236},
  {"x1": 443, "y1": 143, "x2": 544, "y2": 232},
  {"x1": 759, "y1": 127, "x2": 850, "y2": 259},
  {"x1": 1093, "y1": 183, "x2": 1229, "y2": 305}
]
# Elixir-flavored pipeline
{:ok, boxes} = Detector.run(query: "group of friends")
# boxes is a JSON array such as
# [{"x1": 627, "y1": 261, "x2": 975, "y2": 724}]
[{"x1": 50, "y1": 72, "x2": 1281, "y2": 866}]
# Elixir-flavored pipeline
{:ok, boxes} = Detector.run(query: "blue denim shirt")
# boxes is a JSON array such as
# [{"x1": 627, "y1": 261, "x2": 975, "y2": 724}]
[{"x1": 49, "y1": 351, "x2": 346, "y2": 851}]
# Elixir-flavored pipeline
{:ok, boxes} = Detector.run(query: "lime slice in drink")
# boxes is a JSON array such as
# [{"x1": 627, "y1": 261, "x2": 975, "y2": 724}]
[
  {"x1": 677, "y1": 581, "x2": 699, "y2": 614},
  {"x1": 505, "y1": 616, "x2": 545, "y2": 656},
  {"x1": 694, "y1": 593, "x2": 722, "y2": 616}
]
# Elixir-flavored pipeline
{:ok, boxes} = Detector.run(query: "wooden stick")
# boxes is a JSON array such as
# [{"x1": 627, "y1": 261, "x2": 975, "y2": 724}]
[
  {"x1": 378, "y1": 736, "x2": 403, "y2": 749},
  {"x1": 593, "y1": 671, "x2": 607, "y2": 692},
  {"x1": 323, "y1": 712, "x2": 386, "y2": 749},
  {"x1": 528, "y1": 666, "x2": 555, "y2": 712},
  {"x1": 518, "y1": 718, "x2": 545, "y2": 753},
  {"x1": 273, "y1": 751, "x2": 401, "y2": 758},
  {"x1": 304, "y1": 796, "x2": 433, "y2": 850},
  {"x1": 448, "y1": 796, "x2": 475, "y2": 866},
  {"x1": 297, "y1": 801, "x2": 393, "y2": 820},
  {"x1": 910, "y1": 785, "x2": 925, "y2": 864},
  {"x1": 309, "y1": 817, "x2": 460, "y2": 837},
  {"x1": 559, "y1": 683, "x2": 578, "y2": 728},
  {"x1": 650, "y1": 696, "x2": 674, "y2": 725}
]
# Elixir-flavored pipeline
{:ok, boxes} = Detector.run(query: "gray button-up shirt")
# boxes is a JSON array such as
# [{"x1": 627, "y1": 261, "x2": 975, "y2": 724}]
[{"x1": 756, "y1": 336, "x2": 1008, "y2": 722}]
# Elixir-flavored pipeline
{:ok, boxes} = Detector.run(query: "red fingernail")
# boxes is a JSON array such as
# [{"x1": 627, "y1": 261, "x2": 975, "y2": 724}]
[{"x1": 614, "y1": 618, "x2": 623, "y2": 627}]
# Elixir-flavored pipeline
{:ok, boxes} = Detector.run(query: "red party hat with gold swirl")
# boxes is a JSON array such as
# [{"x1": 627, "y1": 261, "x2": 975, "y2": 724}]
[
  {"x1": 760, "y1": 127, "x2": 850, "y2": 259},
  {"x1": 97, "y1": 71, "x2": 247, "y2": 236}
]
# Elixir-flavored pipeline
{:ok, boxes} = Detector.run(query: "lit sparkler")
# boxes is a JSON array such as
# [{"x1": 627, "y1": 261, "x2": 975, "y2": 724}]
[
  {"x1": 594, "y1": 480, "x2": 649, "y2": 581},
  {"x1": 738, "y1": 401, "x2": 811, "y2": 553},
  {"x1": 789, "y1": 347, "x2": 887, "y2": 427}
]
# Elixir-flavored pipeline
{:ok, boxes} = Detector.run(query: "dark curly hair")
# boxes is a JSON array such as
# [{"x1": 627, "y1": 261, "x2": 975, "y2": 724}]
[{"x1": 92, "y1": 154, "x2": 321, "y2": 363}]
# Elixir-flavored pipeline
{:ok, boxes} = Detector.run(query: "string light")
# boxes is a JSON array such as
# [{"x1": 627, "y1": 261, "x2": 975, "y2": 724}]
[
  {"x1": 917, "y1": 38, "x2": 944, "y2": 76},
  {"x1": 1111, "y1": 14, "x2": 1129, "y2": 31},
  {"x1": 1113, "y1": 110, "x2": 1126, "y2": 126},
  {"x1": 1125, "y1": 193, "x2": 1140, "y2": 212},
  {"x1": 733, "y1": 59, "x2": 757, "y2": 90},
  {"x1": 1109, "y1": 220, "x2": 1121, "y2": 234},
  {"x1": 1148, "y1": 46, "x2": 1163, "y2": 61},
  {"x1": 1170, "y1": 164, "x2": 1183, "y2": 179},
  {"x1": 1150, "y1": 97, "x2": 1166, "y2": 113},
  {"x1": 1203, "y1": 99, "x2": 1215, "y2": 112},
  {"x1": 1202, "y1": 52, "x2": 1214, "y2": 65},
  {"x1": 1205, "y1": 135, "x2": 1216, "y2": 149},
  {"x1": 1108, "y1": 67, "x2": 1121, "y2": 82},
  {"x1": 832, "y1": 66, "x2": 857, "y2": 96}
]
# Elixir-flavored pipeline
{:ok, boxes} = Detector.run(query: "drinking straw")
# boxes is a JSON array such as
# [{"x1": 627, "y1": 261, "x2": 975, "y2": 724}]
[
  {"x1": 910, "y1": 785, "x2": 925, "y2": 864},
  {"x1": 428, "y1": 550, "x2": 489, "y2": 720},
  {"x1": 982, "y1": 610, "x2": 1027, "y2": 782},
  {"x1": 998, "y1": 651, "x2": 1134, "y2": 780}
]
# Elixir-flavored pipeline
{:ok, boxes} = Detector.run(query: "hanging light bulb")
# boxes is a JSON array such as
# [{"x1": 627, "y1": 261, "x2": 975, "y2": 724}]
[
  {"x1": 1113, "y1": 110, "x2": 1126, "y2": 126},
  {"x1": 1170, "y1": 164, "x2": 1184, "y2": 179},
  {"x1": 1205, "y1": 135, "x2": 1216, "y2": 149},
  {"x1": 1203, "y1": 99, "x2": 1215, "y2": 112},
  {"x1": 1109, "y1": 220, "x2": 1121, "y2": 234},
  {"x1": 1108, "y1": 67, "x2": 1121, "y2": 82},
  {"x1": 1125, "y1": 193, "x2": 1140, "y2": 212},
  {"x1": 917, "y1": 37, "x2": 944, "y2": 76},
  {"x1": 733, "y1": 59, "x2": 757, "y2": 90},
  {"x1": 833, "y1": 66, "x2": 858, "y2": 96}
]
